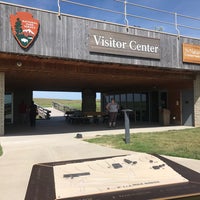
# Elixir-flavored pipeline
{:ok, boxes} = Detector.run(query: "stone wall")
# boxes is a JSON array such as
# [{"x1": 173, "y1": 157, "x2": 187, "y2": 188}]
[
  {"x1": 0, "y1": 73, "x2": 5, "y2": 135},
  {"x1": 194, "y1": 74, "x2": 200, "y2": 127}
]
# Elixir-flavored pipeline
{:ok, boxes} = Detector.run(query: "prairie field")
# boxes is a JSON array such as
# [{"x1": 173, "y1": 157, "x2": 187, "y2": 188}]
[{"x1": 33, "y1": 98, "x2": 101, "y2": 111}]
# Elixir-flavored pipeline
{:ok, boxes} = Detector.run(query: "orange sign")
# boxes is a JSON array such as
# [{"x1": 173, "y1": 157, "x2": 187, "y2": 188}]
[
  {"x1": 183, "y1": 43, "x2": 200, "y2": 64},
  {"x1": 10, "y1": 12, "x2": 40, "y2": 49}
]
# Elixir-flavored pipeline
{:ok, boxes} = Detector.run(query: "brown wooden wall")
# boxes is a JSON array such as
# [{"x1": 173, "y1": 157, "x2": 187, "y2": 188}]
[{"x1": 1, "y1": 2, "x2": 200, "y2": 72}]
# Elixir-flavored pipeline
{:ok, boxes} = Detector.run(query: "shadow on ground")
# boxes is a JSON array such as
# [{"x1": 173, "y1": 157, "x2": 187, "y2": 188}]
[{"x1": 5, "y1": 116, "x2": 160, "y2": 136}]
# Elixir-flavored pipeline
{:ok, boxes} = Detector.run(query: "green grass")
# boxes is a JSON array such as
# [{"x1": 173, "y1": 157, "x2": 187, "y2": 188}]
[
  {"x1": 85, "y1": 128, "x2": 200, "y2": 160},
  {"x1": 0, "y1": 145, "x2": 3, "y2": 157},
  {"x1": 34, "y1": 98, "x2": 101, "y2": 111}
]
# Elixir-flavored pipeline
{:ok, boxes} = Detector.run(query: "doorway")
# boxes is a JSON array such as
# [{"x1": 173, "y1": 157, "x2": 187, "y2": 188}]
[{"x1": 182, "y1": 89, "x2": 194, "y2": 126}]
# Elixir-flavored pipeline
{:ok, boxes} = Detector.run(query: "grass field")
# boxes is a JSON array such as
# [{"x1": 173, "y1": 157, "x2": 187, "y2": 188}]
[
  {"x1": 34, "y1": 98, "x2": 101, "y2": 111},
  {"x1": 85, "y1": 128, "x2": 200, "y2": 160}
]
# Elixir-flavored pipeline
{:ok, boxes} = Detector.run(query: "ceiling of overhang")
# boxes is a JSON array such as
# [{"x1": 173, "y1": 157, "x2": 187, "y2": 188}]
[{"x1": 0, "y1": 53, "x2": 195, "y2": 93}]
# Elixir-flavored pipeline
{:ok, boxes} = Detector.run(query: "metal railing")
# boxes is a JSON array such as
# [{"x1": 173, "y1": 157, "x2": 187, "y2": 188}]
[
  {"x1": 36, "y1": 105, "x2": 51, "y2": 119},
  {"x1": 58, "y1": 0, "x2": 200, "y2": 39},
  {"x1": 52, "y1": 102, "x2": 77, "y2": 113}
]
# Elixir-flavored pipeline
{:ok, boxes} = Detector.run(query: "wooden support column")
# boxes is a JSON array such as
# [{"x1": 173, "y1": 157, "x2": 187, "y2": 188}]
[{"x1": 82, "y1": 89, "x2": 96, "y2": 112}]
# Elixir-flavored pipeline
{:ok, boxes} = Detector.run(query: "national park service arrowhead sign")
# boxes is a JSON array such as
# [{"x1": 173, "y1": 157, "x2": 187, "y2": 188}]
[{"x1": 10, "y1": 12, "x2": 40, "y2": 49}]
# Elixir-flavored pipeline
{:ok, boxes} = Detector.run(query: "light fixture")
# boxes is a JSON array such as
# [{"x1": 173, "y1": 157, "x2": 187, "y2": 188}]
[{"x1": 16, "y1": 61, "x2": 22, "y2": 67}]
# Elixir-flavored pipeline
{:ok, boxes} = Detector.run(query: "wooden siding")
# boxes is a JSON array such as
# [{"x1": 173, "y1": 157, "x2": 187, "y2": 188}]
[{"x1": 1, "y1": 3, "x2": 200, "y2": 71}]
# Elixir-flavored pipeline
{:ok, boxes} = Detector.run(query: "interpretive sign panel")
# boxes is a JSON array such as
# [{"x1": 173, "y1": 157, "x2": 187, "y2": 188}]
[
  {"x1": 89, "y1": 29, "x2": 160, "y2": 59},
  {"x1": 53, "y1": 154, "x2": 187, "y2": 199},
  {"x1": 183, "y1": 43, "x2": 200, "y2": 64}
]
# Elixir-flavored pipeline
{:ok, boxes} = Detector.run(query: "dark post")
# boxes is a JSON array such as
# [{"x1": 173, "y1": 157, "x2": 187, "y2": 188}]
[
  {"x1": 122, "y1": 109, "x2": 132, "y2": 144},
  {"x1": 82, "y1": 89, "x2": 96, "y2": 112}
]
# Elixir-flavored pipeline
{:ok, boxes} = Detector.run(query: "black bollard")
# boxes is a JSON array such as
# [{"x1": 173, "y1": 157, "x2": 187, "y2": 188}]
[{"x1": 122, "y1": 109, "x2": 132, "y2": 144}]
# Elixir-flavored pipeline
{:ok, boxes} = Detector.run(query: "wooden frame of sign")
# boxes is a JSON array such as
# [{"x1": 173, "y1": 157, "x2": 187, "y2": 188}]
[{"x1": 25, "y1": 154, "x2": 200, "y2": 200}]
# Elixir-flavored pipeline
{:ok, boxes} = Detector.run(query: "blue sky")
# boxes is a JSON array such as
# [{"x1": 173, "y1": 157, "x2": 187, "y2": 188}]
[
  {"x1": 33, "y1": 91, "x2": 101, "y2": 100},
  {"x1": 2, "y1": 0, "x2": 200, "y2": 99},
  {"x1": 3, "y1": 0, "x2": 200, "y2": 37},
  {"x1": 33, "y1": 91, "x2": 84, "y2": 100}
]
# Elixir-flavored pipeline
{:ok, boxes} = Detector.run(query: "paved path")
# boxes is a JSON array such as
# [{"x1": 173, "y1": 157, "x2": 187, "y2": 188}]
[{"x1": 0, "y1": 108, "x2": 199, "y2": 200}]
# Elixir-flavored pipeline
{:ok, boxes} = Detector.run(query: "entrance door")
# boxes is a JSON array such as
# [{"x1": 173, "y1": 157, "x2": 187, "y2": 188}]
[
  {"x1": 133, "y1": 93, "x2": 149, "y2": 122},
  {"x1": 160, "y1": 91, "x2": 168, "y2": 109},
  {"x1": 182, "y1": 90, "x2": 194, "y2": 126}
]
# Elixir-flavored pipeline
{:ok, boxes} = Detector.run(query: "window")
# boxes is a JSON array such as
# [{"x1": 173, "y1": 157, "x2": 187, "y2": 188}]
[
  {"x1": 5, "y1": 93, "x2": 13, "y2": 124},
  {"x1": 120, "y1": 94, "x2": 126, "y2": 109},
  {"x1": 127, "y1": 93, "x2": 133, "y2": 109}
]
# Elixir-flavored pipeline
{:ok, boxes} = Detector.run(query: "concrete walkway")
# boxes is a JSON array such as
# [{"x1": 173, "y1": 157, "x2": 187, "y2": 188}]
[{"x1": 0, "y1": 108, "x2": 199, "y2": 200}]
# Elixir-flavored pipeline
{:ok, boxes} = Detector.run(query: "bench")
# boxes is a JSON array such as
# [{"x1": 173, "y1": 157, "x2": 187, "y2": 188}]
[
  {"x1": 83, "y1": 112, "x2": 108, "y2": 123},
  {"x1": 68, "y1": 111, "x2": 90, "y2": 124},
  {"x1": 67, "y1": 111, "x2": 108, "y2": 124}
]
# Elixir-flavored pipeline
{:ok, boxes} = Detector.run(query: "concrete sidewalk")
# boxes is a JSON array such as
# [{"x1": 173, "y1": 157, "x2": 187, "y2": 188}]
[
  {"x1": 0, "y1": 132, "x2": 134, "y2": 200},
  {"x1": 0, "y1": 108, "x2": 199, "y2": 200}
]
